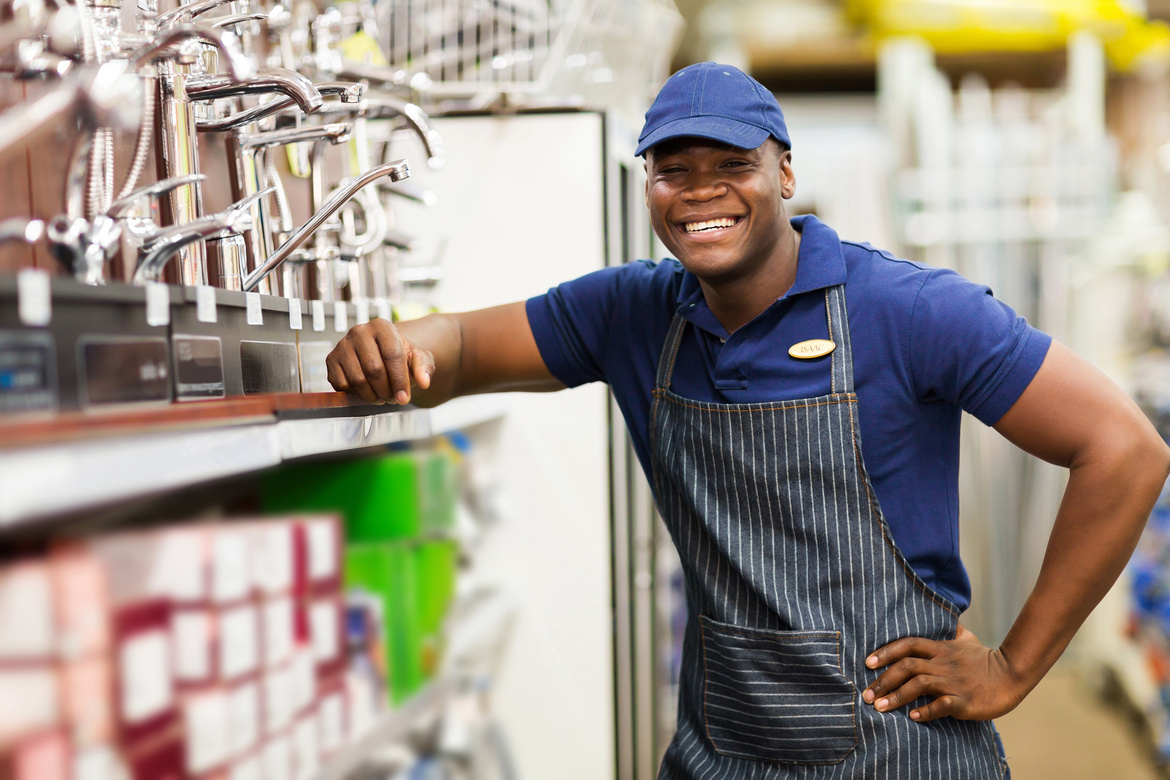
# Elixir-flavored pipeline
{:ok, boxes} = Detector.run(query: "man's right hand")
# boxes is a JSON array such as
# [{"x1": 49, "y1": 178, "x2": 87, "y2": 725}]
[{"x1": 326, "y1": 318, "x2": 437, "y2": 405}]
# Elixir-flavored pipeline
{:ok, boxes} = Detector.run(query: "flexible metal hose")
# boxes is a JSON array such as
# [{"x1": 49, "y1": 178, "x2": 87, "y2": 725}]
[{"x1": 115, "y1": 74, "x2": 156, "y2": 202}]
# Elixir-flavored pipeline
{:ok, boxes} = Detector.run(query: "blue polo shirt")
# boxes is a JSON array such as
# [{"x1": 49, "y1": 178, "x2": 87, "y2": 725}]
[{"x1": 526, "y1": 215, "x2": 1051, "y2": 610}]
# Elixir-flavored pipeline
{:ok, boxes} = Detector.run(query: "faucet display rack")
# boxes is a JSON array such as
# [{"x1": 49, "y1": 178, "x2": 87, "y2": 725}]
[{"x1": 0, "y1": 0, "x2": 445, "y2": 425}]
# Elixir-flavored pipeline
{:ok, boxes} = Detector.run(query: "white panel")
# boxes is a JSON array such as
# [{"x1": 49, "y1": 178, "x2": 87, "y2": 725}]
[{"x1": 399, "y1": 113, "x2": 615, "y2": 780}]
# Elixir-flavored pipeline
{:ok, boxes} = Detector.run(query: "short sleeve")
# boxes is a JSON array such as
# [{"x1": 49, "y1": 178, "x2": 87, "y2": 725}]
[
  {"x1": 526, "y1": 260, "x2": 666, "y2": 388},
  {"x1": 909, "y1": 268, "x2": 1051, "y2": 425}
]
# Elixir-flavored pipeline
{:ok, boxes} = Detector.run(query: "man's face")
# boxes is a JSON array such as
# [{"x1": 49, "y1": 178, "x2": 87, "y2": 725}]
[{"x1": 644, "y1": 137, "x2": 795, "y2": 283}]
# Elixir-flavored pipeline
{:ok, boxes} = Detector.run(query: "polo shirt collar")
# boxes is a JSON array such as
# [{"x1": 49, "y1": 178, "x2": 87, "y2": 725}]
[{"x1": 674, "y1": 215, "x2": 846, "y2": 334}]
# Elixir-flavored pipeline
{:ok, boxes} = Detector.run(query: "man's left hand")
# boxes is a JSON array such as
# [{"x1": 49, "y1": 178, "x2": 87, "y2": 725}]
[{"x1": 861, "y1": 624, "x2": 1025, "y2": 722}]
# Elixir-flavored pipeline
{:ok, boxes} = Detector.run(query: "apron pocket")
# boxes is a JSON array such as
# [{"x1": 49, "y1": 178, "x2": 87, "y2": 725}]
[{"x1": 699, "y1": 615, "x2": 857, "y2": 765}]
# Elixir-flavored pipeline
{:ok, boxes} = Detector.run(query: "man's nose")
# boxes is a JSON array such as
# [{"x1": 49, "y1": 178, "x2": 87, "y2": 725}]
[{"x1": 681, "y1": 172, "x2": 728, "y2": 202}]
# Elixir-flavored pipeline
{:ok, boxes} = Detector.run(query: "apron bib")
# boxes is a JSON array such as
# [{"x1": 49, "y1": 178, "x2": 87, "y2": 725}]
[{"x1": 651, "y1": 285, "x2": 1008, "y2": 779}]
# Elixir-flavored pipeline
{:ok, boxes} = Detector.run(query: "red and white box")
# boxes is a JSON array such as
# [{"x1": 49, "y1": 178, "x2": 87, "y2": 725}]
[
  {"x1": 251, "y1": 523, "x2": 295, "y2": 599},
  {"x1": 217, "y1": 604, "x2": 260, "y2": 683},
  {"x1": 0, "y1": 667, "x2": 60, "y2": 744},
  {"x1": 225, "y1": 681, "x2": 260, "y2": 761},
  {"x1": 290, "y1": 714, "x2": 320, "y2": 780},
  {"x1": 182, "y1": 689, "x2": 230, "y2": 777},
  {"x1": 262, "y1": 664, "x2": 296, "y2": 737},
  {"x1": 113, "y1": 600, "x2": 175, "y2": 744},
  {"x1": 315, "y1": 683, "x2": 346, "y2": 758},
  {"x1": 261, "y1": 597, "x2": 295, "y2": 670},
  {"x1": 212, "y1": 528, "x2": 254, "y2": 607},
  {"x1": 0, "y1": 728, "x2": 71, "y2": 780},
  {"x1": 171, "y1": 608, "x2": 215, "y2": 688},
  {"x1": 0, "y1": 561, "x2": 56, "y2": 662},
  {"x1": 61, "y1": 656, "x2": 114, "y2": 748},
  {"x1": 293, "y1": 518, "x2": 341, "y2": 598},
  {"x1": 227, "y1": 750, "x2": 262, "y2": 780},
  {"x1": 306, "y1": 597, "x2": 344, "y2": 681},
  {"x1": 262, "y1": 733, "x2": 293, "y2": 780}
]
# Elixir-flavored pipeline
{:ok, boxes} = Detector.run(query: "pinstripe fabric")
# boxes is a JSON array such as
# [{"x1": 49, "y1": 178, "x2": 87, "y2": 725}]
[{"x1": 651, "y1": 286, "x2": 1007, "y2": 779}]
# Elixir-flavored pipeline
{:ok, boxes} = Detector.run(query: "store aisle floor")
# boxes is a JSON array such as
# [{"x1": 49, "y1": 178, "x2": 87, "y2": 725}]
[{"x1": 996, "y1": 667, "x2": 1161, "y2": 779}]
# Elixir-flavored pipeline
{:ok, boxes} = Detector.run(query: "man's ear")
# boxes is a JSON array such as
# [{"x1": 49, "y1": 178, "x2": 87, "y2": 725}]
[{"x1": 779, "y1": 149, "x2": 796, "y2": 200}]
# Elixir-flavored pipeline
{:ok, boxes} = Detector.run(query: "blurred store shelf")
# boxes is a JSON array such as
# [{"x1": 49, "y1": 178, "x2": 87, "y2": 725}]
[{"x1": 0, "y1": 394, "x2": 510, "y2": 528}]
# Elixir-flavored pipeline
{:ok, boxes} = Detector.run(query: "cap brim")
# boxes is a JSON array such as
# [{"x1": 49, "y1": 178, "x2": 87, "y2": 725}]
[{"x1": 635, "y1": 116, "x2": 771, "y2": 157}]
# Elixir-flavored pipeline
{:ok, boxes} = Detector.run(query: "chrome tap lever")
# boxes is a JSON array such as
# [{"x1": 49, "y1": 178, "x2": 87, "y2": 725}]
[
  {"x1": 210, "y1": 13, "x2": 270, "y2": 30},
  {"x1": 186, "y1": 67, "x2": 323, "y2": 113},
  {"x1": 196, "y1": 82, "x2": 365, "y2": 132},
  {"x1": 237, "y1": 121, "x2": 352, "y2": 149},
  {"x1": 242, "y1": 160, "x2": 410, "y2": 292},
  {"x1": 132, "y1": 189, "x2": 272, "y2": 284},
  {"x1": 0, "y1": 219, "x2": 45, "y2": 245},
  {"x1": 156, "y1": 0, "x2": 240, "y2": 29},
  {"x1": 106, "y1": 173, "x2": 207, "y2": 219},
  {"x1": 46, "y1": 214, "x2": 121, "y2": 285}
]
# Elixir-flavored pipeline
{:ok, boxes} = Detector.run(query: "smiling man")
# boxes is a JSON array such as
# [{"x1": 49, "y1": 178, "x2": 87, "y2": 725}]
[{"x1": 327, "y1": 62, "x2": 1170, "y2": 778}]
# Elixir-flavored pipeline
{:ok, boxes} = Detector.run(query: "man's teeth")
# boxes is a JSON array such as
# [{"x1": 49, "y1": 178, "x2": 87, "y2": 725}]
[{"x1": 685, "y1": 217, "x2": 737, "y2": 233}]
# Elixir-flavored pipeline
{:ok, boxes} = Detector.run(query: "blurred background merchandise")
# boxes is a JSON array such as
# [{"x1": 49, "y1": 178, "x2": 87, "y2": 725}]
[{"x1": 5, "y1": 0, "x2": 1170, "y2": 779}]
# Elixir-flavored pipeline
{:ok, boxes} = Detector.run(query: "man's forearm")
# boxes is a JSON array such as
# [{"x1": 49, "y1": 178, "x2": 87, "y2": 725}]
[
  {"x1": 396, "y1": 313, "x2": 463, "y2": 407},
  {"x1": 998, "y1": 420, "x2": 1170, "y2": 699}
]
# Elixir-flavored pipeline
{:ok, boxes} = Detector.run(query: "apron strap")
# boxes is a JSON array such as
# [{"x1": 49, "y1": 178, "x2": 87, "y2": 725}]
[
  {"x1": 655, "y1": 286, "x2": 855, "y2": 395},
  {"x1": 654, "y1": 310, "x2": 689, "y2": 391},
  {"x1": 826, "y1": 284, "x2": 854, "y2": 395}
]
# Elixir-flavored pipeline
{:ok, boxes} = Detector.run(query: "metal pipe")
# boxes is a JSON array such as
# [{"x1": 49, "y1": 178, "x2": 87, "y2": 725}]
[
  {"x1": 209, "y1": 12, "x2": 269, "y2": 30},
  {"x1": 243, "y1": 159, "x2": 409, "y2": 292},
  {"x1": 186, "y1": 67, "x2": 322, "y2": 113}
]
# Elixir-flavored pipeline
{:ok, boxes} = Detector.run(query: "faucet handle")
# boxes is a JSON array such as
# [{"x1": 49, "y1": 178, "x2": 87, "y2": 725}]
[
  {"x1": 0, "y1": 218, "x2": 46, "y2": 246},
  {"x1": 106, "y1": 173, "x2": 207, "y2": 219},
  {"x1": 156, "y1": 0, "x2": 239, "y2": 30}
]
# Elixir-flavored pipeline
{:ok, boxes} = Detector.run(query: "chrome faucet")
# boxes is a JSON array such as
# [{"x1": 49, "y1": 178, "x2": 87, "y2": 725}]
[
  {"x1": 185, "y1": 66, "x2": 323, "y2": 113},
  {"x1": 127, "y1": 22, "x2": 256, "y2": 286},
  {"x1": 242, "y1": 159, "x2": 410, "y2": 292},
  {"x1": 133, "y1": 188, "x2": 271, "y2": 284},
  {"x1": 195, "y1": 81, "x2": 364, "y2": 132},
  {"x1": 227, "y1": 121, "x2": 352, "y2": 298}
]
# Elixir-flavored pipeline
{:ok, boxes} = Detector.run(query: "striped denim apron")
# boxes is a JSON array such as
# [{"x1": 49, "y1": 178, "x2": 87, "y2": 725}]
[{"x1": 651, "y1": 285, "x2": 1008, "y2": 779}]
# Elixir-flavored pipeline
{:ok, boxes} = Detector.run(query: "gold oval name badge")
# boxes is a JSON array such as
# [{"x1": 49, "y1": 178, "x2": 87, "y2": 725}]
[{"x1": 788, "y1": 339, "x2": 836, "y2": 359}]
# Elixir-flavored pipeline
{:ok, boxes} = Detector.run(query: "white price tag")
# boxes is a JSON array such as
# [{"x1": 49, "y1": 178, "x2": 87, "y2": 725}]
[
  {"x1": 146, "y1": 281, "x2": 170, "y2": 327},
  {"x1": 312, "y1": 301, "x2": 325, "y2": 332},
  {"x1": 332, "y1": 301, "x2": 347, "y2": 333},
  {"x1": 375, "y1": 300, "x2": 392, "y2": 322},
  {"x1": 196, "y1": 285, "x2": 217, "y2": 324},
  {"x1": 288, "y1": 298, "x2": 302, "y2": 331},
  {"x1": 355, "y1": 300, "x2": 369, "y2": 325},
  {"x1": 17, "y1": 268, "x2": 50, "y2": 327},
  {"x1": 246, "y1": 292, "x2": 263, "y2": 326}
]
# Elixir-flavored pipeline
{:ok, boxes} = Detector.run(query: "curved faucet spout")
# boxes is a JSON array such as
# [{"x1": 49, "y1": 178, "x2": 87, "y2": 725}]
[
  {"x1": 129, "y1": 23, "x2": 255, "y2": 82},
  {"x1": 0, "y1": 218, "x2": 45, "y2": 245},
  {"x1": 197, "y1": 82, "x2": 366, "y2": 132},
  {"x1": 358, "y1": 95, "x2": 444, "y2": 170},
  {"x1": 243, "y1": 160, "x2": 410, "y2": 292},
  {"x1": 156, "y1": 0, "x2": 238, "y2": 29},
  {"x1": 186, "y1": 67, "x2": 323, "y2": 114}
]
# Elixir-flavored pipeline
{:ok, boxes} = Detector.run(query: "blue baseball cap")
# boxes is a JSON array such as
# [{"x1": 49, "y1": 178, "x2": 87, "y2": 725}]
[{"x1": 635, "y1": 62, "x2": 790, "y2": 157}]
